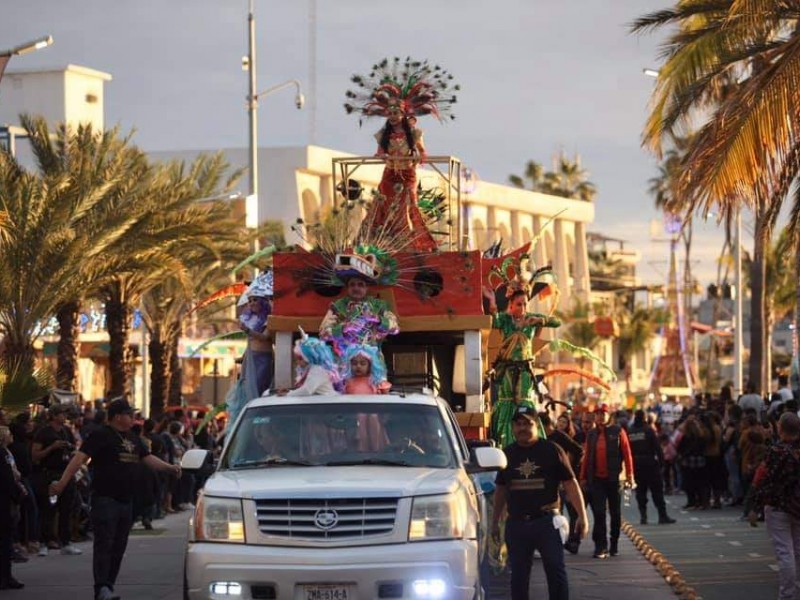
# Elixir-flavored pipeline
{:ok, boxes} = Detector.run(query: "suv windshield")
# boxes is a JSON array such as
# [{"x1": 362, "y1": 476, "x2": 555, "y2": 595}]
[{"x1": 221, "y1": 402, "x2": 458, "y2": 470}]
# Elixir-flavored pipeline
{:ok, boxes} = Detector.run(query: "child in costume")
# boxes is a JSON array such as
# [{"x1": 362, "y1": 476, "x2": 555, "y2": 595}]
[
  {"x1": 283, "y1": 332, "x2": 339, "y2": 397},
  {"x1": 239, "y1": 270, "x2": 274, "y2": 399},
  {"x1": 343, "y1": 345, "x2": 390, "y2": 451},
  {"x1": 319, "y1": 273, "x2": 399, "y2": 367},
  {"x1": 482, "y1": 266, "x2": 561, "y2": 449},
  {"x1": 343, "y1": 344, "x2": 392, "y2": 395}
]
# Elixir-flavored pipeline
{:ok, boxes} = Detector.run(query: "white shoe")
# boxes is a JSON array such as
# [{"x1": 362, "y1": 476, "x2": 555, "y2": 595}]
[
  {"x1": 37, "y1": 546, "x2": 48, "y2": 557},
  {"x1": 96, "y1": 586, "x2": 119, "y2": 600},
  {"x1": 61, "y1": 544, "x2": 83, "y2": 555}
]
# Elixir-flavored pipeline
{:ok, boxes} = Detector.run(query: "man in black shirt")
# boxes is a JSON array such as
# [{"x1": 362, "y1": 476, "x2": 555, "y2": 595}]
[
  {"x1": 628, "y1": 409, "x2": 676, "y2": 525},
  {"x1": 31, "y1": 403, "x2": 80, "y2": 556},
  {"x1": 50, "y1": 400, "x2": 180, "y2": 600},
  {"x1": 492, "y1": 405, "x2": 588, "y2": 600}
]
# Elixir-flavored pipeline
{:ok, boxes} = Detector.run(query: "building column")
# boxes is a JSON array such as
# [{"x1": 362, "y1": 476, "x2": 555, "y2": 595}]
[
  {"x1": 553, "y1": 219, "x2": 570, "y2": 309},
  {"x1": 510, "y1": 210, "x2": 521, "y2": 249},
  {"x1": 532, "y1": 215, "x2": 548, "y2": 267},
  {"x1": 486, "y1": 206, "x2": 497, "y2": 247},
  {"x1": 573, "y1": 221, "x2": 591, "y2": 300}
]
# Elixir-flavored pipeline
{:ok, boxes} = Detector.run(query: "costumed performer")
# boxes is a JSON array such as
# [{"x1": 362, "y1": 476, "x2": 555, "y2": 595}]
[
  {"x1": 239, "y1": 271, "x2": 274, "y2": 400},
  {"x1": 483, "y1": 281, "x2": 561, "y2": 449},
  {"x1": 344, "y1": 344, "x2": 390, "y2": 453},
  {"x1": 319, "y1": 269, "x2": 399, "y2": 374},
  {"x1": 280, "y1": 332, "x2": 340, "y2": 397},
  {"x1": 344, "y1": 57, "x2": 458, "y2": 252}
]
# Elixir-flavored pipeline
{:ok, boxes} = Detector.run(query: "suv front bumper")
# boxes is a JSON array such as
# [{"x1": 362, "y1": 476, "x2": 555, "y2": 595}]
[{"x1": 185, "y1": 539, "x2": 478, "y2": 600}]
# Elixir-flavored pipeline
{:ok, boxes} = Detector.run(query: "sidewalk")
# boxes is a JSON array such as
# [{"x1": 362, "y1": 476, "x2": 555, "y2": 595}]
[{"x1": 10, "y1": 511, "x2": 190, "y2": 600}]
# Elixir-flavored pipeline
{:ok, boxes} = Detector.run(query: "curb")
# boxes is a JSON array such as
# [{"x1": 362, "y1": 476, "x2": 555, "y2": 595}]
[{"x1": 620, "y1": 519, "x2": 700, "y2": 600}]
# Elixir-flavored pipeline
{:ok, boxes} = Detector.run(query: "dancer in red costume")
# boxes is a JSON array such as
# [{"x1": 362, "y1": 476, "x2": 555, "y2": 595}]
[{"x1": 344, "y1": 57, "x2": 459, "y2": 253}]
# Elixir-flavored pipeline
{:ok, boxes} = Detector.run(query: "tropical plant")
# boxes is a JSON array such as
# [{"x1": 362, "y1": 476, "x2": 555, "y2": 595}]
[
  {"x1": 509, "y1": 152, "x2": 597, "y2": 201},
  {"x1": 0, "y1": 365, "x2": 53, "y2": 413},
  {"x1": 15, "y1": 115, "x2": 150, "y2": 391},
  {"x1": 618, "y1": 308, "x2": 659, "y2": 392},
  {"x1": 631, "y1": 1, "x2": 800, "y2": 391}
]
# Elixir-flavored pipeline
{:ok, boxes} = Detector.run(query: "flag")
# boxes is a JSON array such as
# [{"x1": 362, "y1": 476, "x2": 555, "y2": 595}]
[{"x1": 0, "y1": 54, "x2": 10, "y2": 88}]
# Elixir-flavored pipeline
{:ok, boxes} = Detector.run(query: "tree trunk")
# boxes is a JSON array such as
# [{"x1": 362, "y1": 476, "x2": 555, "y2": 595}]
[
  {"x1": 105, "y1": 284, "x2": 133, "y2": 398},
  {"x1": 765, "y1": 305, "x2": 773, "y2": 391},
  {"x1": 793, "y1": 245, "x2": 800, "y2": 393},
  {"x1": 0, "y1": 338, "x2": 36, "y2": 376},
  {"x1": 149, "y1": 326, "x2": 169, "y2": 418},
  {"x1": 749, "y1": 214, "x2": 768, "y2": 393},
  {"x1": 55, "y1": 300, "x2": 81, "y2": 391},
  {"x1": 168, "y1": 328, "x2": 182, "y2": 407}
]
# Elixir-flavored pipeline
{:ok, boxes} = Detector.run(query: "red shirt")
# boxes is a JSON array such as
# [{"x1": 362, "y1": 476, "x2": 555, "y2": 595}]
[{"x1": 580, "y1": 425, "x2": 635, "y2": 481}]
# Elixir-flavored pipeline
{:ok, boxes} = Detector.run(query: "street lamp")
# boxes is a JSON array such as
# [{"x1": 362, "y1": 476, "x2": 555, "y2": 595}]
[
  {"x1": 244, "y1": 0, "x2": 303, "y2": 244},
  {"x1": 1, "y1": 35, "x2": 53, "y2": 57},
  {"x1": 0, "y1": 35, "x2": 53, "y2": 87}
]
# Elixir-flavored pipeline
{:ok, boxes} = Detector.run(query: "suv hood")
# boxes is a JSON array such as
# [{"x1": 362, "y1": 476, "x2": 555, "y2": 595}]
[{"x1": 204, "y1": 466, "x2": 462, "y2": 499}]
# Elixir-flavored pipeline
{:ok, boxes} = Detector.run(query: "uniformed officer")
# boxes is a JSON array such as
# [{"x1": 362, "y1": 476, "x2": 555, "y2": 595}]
[
  {"x1": 492, "y1": 405, "x2": 588, "y2": 600},
  {"x1": 628, "y1": 409, "x2": 676, "y2": 525}
]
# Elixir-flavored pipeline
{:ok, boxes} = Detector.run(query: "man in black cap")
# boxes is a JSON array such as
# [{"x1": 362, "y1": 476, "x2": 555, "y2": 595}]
[
  {"x1": 492, "y1": 405, "x2": 588, "y2": 600},
  {"x1": 50, "y1": 399, "x2": 181, "y2": 600}
]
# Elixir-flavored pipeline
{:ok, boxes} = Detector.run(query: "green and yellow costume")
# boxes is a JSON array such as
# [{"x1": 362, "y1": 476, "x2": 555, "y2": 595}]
[{"x1": 489, "y1": 311, "x2": 561, "y2": 449}]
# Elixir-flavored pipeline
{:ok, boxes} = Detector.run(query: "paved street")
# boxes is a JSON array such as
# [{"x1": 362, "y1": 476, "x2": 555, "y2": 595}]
[
  {"x1": 621, "y1": 493, "x2": 778, "y2": 600},
  {"x1": 10, "y1": 512, "x2": 188, "y2": 600},
  {"x1": 6, "y1": 492, "x2": 779, "y2": 600}
]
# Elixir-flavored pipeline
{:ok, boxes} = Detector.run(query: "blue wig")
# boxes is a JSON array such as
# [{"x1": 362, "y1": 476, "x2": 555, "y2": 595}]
[
  {"x1": 343, "y1": 344, "x2": 387, "y2": 387},
  {"x1": 294, "y1": 336, "x2": 337, "y2": 373}
]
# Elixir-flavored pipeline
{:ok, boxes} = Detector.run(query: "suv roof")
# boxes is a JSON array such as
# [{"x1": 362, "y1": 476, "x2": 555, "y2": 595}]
[{"x1": 246, "y1": 392, "x2": 442, "y2": 409}]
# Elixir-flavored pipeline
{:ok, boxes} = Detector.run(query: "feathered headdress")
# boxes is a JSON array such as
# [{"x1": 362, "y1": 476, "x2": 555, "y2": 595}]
[
  {"x1": 344, "y1": 57, "x2": 459, "y2": 124},
  {"x1": 294, "y1": 327, "x2": 337, "y2": 371}
]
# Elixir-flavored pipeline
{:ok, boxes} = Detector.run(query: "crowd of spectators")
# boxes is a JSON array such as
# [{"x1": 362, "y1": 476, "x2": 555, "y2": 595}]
[{"x1": 0, "y1": 399, "x2": 224, "y2": 591}]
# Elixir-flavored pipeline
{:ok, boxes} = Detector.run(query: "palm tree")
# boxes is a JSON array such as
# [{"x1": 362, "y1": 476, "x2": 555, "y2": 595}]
[
  {"x1": 16, "y1": 115, "x2": 150, "y2": 391},
  {"x1": 631, "y1": 2, "x2": 800, "y2": 391},
  {"x1": 508, "y1": 152, "x2": 597, "y2": 201},
  {"x1": 101, "y1": 153, "x2": 245, "y2": 398}
]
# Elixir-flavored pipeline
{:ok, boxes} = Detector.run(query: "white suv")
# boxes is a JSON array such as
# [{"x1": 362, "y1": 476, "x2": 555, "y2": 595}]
[{"x1": 181, "y1": 393, "x2": 506, "y2": 600}]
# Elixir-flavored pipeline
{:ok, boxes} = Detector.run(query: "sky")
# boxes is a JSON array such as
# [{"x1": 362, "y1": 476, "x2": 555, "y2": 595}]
[{"x1": 0, "y1": 0, "x2": 733, "y2": 287}]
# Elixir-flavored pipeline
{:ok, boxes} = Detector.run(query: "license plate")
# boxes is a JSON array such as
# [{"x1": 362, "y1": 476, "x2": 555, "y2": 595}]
[{"x1": 303, "y1": 585, "x2": 349, "y2": 600}]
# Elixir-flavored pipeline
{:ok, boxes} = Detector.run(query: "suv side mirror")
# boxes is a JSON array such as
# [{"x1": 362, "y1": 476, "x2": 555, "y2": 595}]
[
  {"x1": 181, "y1": 448, "x2": 209, "y2": 472},
  {"x1": 467, "y1": 446, "x2": 507, "y2": 473}
]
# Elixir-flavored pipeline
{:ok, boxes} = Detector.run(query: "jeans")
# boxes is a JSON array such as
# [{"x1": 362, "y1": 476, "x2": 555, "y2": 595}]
[
  {"x1": 589, "y1": 478, "x2": 622, "y2": 551},
  {"x1": 765, "y1": 506, "x2": 800, "y2": 600},
  {"x1": 505, "y1": 516, "x2": 569, "y2": 600},
  {"x1": 36, "y1": 474, "x2": 75, "y2": 546},
  {"x1": 91, "y1": 496, "x2": 133, "y2": 597}
]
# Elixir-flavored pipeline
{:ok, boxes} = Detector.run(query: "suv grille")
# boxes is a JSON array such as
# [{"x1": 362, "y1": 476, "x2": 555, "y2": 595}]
[{"x1": 254, "y1": 497, "x2": 399, "y2": 539}]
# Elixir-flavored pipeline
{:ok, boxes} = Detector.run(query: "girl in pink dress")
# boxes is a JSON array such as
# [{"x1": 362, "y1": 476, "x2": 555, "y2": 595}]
[{"x1": 343, "y1": 345, "x2": 390, "y2": 451}]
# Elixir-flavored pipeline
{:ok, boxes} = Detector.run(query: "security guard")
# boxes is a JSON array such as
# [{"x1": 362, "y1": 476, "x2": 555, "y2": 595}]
[
  {"x1": 628, "y1": 409, "x2": 676, "y2": 525},
  {"x1": 492, "y1": 405, "x2": 588, "y2": 600}
]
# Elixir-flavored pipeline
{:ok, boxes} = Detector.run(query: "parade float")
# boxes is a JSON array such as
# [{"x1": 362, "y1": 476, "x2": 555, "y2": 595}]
[{"x1": 199, "y1": 58, "x2": 614, "y2": 442}]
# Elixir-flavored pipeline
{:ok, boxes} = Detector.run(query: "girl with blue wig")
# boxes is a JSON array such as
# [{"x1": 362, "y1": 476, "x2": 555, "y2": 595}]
[
  {"x1": 284, "y1": 333, "x2": 340, "y2": 396},
  {"x1": 343, "y1": 344, "x2": 391, "y2": 395},
  {"x1": 343, "y1": 345, "x2": 390, "y2": 451}
]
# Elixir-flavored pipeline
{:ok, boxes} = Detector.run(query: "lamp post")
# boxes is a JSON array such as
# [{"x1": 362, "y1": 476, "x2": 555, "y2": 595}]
[
  {"x1": 733, "y1": 207, "x2": 743, "y2": 396},
  {"x1": 244, "y1": 1, "x2": 303, "y2": 243},
  {"x1": 0, "y1": 35, "x2": 53, "y2": 90}
]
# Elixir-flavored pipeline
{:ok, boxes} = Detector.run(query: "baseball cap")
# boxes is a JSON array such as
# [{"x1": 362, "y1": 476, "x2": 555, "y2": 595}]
[
  {"x1": 511, "y1": 405, "x2": 538, "y2": 423},
  {"x1": 594, "y1": 403, "x2": 610, "y2": 414},
  {"x1": 107, "y1": 398, "x2": 134, "y2": 419}
]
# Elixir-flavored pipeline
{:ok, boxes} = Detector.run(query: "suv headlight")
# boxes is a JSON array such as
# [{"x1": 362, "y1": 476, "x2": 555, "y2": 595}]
[
  {"x1": 194, "y1": 496, "x2": 245, "y2": 543},
  {"x1": 409, "y1": 491, "x2": 468, "y2": 541}
]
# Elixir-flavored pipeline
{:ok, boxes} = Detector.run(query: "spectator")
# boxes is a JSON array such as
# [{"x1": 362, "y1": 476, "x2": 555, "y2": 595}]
[
  {"x1": 0, "y1": 426, "x2": 25, "y2": 589},
  {"x1": 750, "y1": 412, "x2": 800, "y2": 600},
  {"x1": 701, "y1": 411, "x2": 726, "y2": 509},
  {"x1": 628, "y1": 410, "x2": 676, "y2": 525},
  {"x1": 723, "y1": 404, "x2": 744, "y2": 506},
  {"x1": 659, "y1": 432, "x2": 677, "y2": 495},
  {"x1": 739, "y1": 381, "x2": 766, "y2": 421},
  {"x1": 31, "y1": 404, "x2": 81, "y2": 556},
  {"x1": 8, "y1": 413, "x2": 38, "y2": 557},
  {"x1": 677, "y1": 412, "x2": 709, "y2": 509}
]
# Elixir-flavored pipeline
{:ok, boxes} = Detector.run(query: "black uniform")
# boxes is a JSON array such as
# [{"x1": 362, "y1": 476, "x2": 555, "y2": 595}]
[
  {"x1": 496, "y1": 439, "x2": 575, "y2": 600},
  {"x1": 0, "y1": 447, "x2": 23, "y2": 588},
  {"x1": 627, "y1": 424, "x2": 671, "y2": 523},
  {"x1": 81, "y1": 425, "x2": 150, "y2": 599},
  {"x1": 547, "y1": 430, "x2": 584, "y2": 551}
]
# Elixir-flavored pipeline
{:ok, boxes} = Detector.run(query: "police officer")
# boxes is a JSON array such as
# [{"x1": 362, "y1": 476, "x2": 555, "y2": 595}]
[
  {"x1": 628, "y1": 409, "x2": 676, "y2": 525},
  {"x1": 492, "y1": 405, "x2": 588, "y2": 600}
]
